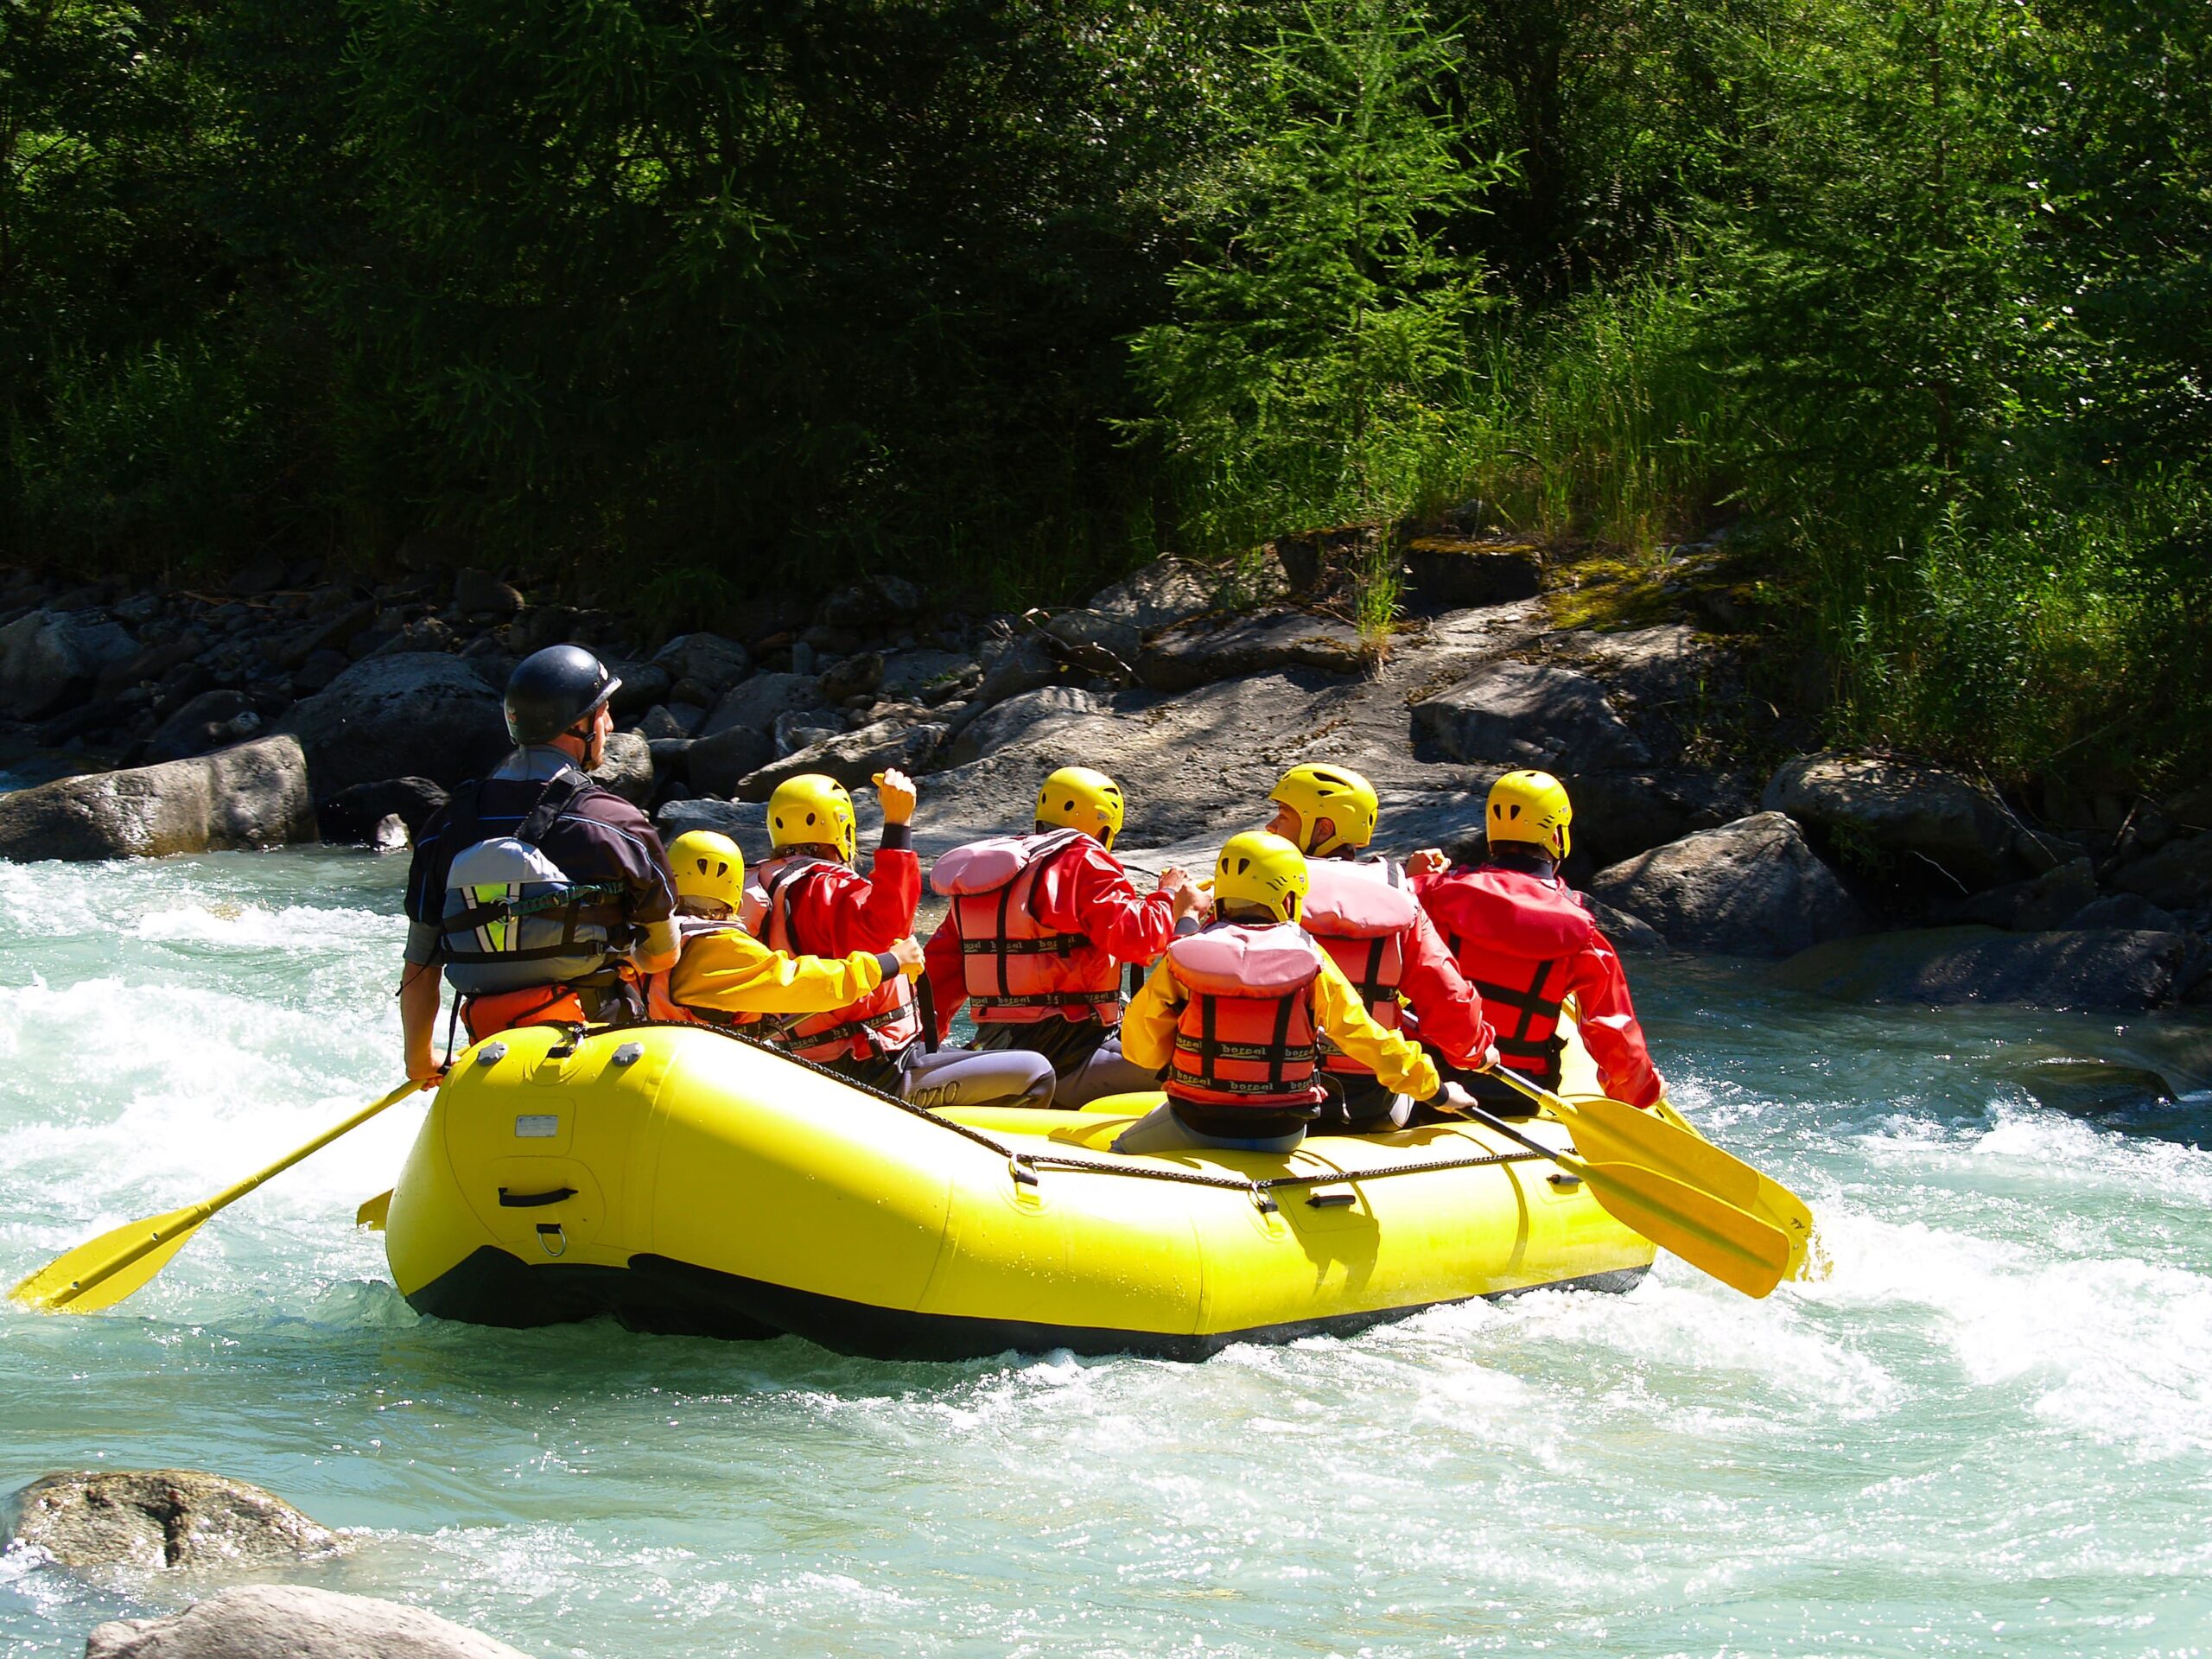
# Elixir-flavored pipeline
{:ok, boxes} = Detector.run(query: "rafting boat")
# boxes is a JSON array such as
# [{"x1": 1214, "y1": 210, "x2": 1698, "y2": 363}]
[{"x1": 383, "y1": 1021, "x2": 1656, "y2": 1360}]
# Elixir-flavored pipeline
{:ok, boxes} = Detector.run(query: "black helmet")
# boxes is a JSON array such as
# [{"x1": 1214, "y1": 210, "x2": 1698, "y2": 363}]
[{"x1": 505, "y1": 645, "x2": 620, "y2": 746}]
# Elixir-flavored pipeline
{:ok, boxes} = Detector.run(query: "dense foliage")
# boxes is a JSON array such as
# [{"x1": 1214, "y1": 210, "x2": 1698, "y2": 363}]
[{"x1": 3, "y1": 0, "x2": 2206, "y2": 787}]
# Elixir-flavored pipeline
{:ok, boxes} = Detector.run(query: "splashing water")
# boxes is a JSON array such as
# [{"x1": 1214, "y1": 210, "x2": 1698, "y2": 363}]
[{"x1": 3, "y1": 849, "x2": 2209, "y2": 1656}]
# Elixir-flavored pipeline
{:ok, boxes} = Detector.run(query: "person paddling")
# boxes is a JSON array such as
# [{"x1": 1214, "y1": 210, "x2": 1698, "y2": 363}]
[
  {"x1": 1110, "y1": 831, "x2": 1454, "y2": 1155},
  {"x1": 646, "y1": 829, "x2": 928, "y2": 1030},
  {"x1": 1262, "y1": 764, "x2": 1497, "y2": 1131},
  {"x1": 397, "y1": 645, "x2": 679, "y2": 1084},
  {"x1": 924, "y1": 765, "x2": 1205, "y2": 1105},
  {"x1": 751, "y1": 771, "x2": 1053, "y2": 1109},
  {"x1": 1408, "y1": 770, "x2": 1665, "y2": 1114}
]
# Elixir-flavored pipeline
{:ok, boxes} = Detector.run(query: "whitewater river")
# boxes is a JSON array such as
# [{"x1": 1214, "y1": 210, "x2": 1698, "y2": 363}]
[{"x1": 3, "y1": 846, "x2": 2210, "y2": 1657}]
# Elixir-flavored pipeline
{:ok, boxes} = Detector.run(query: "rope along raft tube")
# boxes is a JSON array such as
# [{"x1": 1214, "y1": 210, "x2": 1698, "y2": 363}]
[{"x1": 382, "y1": 1021, "x2": 1656, "y2": 1361}]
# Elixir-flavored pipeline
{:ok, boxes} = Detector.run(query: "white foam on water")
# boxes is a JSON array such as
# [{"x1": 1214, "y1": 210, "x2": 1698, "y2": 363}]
[{"x1": 7, "y1": 850, "x2": 2212, "y2": 1657}]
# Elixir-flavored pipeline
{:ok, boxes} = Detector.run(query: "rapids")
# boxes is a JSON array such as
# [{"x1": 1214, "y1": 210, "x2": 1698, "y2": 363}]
[{"x1": 3, "y1": 848, "x2": 2210, "y2": 1656}]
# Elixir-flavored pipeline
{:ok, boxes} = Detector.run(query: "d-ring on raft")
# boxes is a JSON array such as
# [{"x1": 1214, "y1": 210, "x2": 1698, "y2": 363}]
[{"x1": 383, "y1": 1020, "x2": 1663, "y2": 1361}]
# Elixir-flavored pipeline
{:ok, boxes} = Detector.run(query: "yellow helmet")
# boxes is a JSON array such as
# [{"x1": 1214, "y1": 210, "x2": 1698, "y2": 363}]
[
  {"x1": 667, "y1": 830, "x2": 745, "y2": 912},
  {"x1": 1268, "y1": 763, "x2": 1379, "y2": 857},
  {"x1": 1486, "y1": 769, "x2": 1573, "y2": 861},
  {"x1": 1035, "y1": 766, "x2": 1125, "y2": 849},
  {"x1": 768, "y1": 773, "x2": 857, "y2": 861},
  {"x1": 1212, "y1": 830, "x2": 1310, "y2": 925}
]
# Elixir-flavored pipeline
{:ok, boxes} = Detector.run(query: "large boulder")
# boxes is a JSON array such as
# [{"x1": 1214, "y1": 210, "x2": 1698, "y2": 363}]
[
  {"x1": 947, "y1": 685, "x2": 1107, "y2": 768},
  {"x1": 1773, "y1": 926, "x2": 2209, "y2": 1012},
  {"x1": 653, "y1": 797, "x2": 758, "y2": 841},
  {"x1": 143, "y1": 690, "x2": 270, "y2": 764},
  {"x1": 1040, "y1": 609, "x2": 1143, "y2": 678},
  {"x1": 316, "y1": 777, "x2": 448, "y2": 846},
  {"x1": 3, "y1": 1470, "x2": 334, "y2": 1570},
  {"x1": 970, "y1": 632, "x2": 1058, "y2": 708},
  {"x1": 1558, "y1": 770, "x2": 1743, "y2": 870},
  {"x1": 0, "y1": 608, "x2": 138, "y2": 720},
  {"x1": 1414, "y1": 659, "x2": 1649, "y2": 772},
  {"x1": 86, "y1": 1586, "x2": 532, "y2": 1659},
  {"x1": 0, "y1": 736, "x2": 315, "y2": 861},
  {"x1": 586, "y1": 730, "x2": 653, "y2": 805},
  {"x1": 1952, "y1": 856, "x2": 2100, "y2": 931},
  {"x1": 734, "y1": 717, "x2": 947, "y2": 802},
  {"x1": 277, "y1": 653, "x2": 506, "y2": 796},
  {"x1": 652, "y1": 632, "x2": 750, "y2": 695},
  {"x1": 1587, "y1": 811, "x2": 1864, "y2": 957},
  {"x1": 2110, "y1": 833, "x2": 2212, "y2": 912},
  {"x1": 1763, "y1": 751, "x2": 2018, "y2": 891},
  {"x1": 1086, "y1": 556, "x2": 1217, "y2": 633},
  {"x1": 878, "y1": 647, "x2": 975, "y2": 704},
  {"x1": 1136, "y1": 610, "x2": 1365, "y2": 693},
  {"x1": 697, "y1": 671, "x2": 823, "y2": 740},
  {"x1": 685, "y1": 725, "x2": 777, "y2": 798}
]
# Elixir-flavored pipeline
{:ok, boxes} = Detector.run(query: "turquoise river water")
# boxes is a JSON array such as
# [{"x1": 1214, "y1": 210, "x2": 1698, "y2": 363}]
[{"x1": 3, "y1": 846, "x2": 2211, "y2": 1656}]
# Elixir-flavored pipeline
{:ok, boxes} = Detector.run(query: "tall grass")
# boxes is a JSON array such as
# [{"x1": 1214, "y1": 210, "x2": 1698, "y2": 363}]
[{"x1": 1447, "y1": 281, "x2": 1729, "y2": 552}]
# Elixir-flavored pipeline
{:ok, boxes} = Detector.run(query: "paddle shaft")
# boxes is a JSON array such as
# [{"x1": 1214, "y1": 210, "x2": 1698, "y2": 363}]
[
  {"x1": 37, "y1": 1080, "x2": 420, "y2": 1309},
  {"x1": 1443, "y1": 1095, "x2": 1596, "y2": 1181},
  {"x1": 1487, "y1": 1062, "x2": 1600, "y2": 1119}
]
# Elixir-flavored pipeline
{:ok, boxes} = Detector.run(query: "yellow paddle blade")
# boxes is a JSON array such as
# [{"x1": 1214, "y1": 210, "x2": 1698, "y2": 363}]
[
  {"x1": 1570, "y1": 1158, "x2": 1792, "y2": 1300},
  {"x1": 10, "y1": 1204, "x2": 213, "y2": 1313},
  {"x1": 1555, "y1": 1095, "x2": 1821, "y2": 1281},
  {"x1": 355, "y1": 1190, "x2": 392, "y2": 1231}
]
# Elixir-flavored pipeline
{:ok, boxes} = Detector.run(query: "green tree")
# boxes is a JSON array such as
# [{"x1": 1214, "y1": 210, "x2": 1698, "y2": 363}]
[{"x1": 1130, "y1": 0, "x2": 1506, "y2": 608}]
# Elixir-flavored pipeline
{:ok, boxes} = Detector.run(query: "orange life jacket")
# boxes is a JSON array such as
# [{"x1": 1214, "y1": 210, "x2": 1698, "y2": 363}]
[
  {"x1": 760, "y1": 859, "x2": 918, "y2": 1064},
  {"x1": 1423, "y1": 867, "x2": 1594, "y2": 1089},
  {"x1": 459, "y1": 982, "x2": 588, "y2": 1044},
  {"x1": 1160, "y1": 924, "x2": 1327, "y2": 1112},
  {"x1": 1300, "y1": 859, "x2": 1418, "y2": 1074},
  {"x1": 931, "y1": 829, "x2": 1123, "y2": 1026},
  {"x1": 640, "y1": 919, "x2": 758, "y2": 1030}
]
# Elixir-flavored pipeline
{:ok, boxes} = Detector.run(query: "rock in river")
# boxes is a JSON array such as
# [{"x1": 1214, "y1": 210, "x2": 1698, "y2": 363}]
[
  {"x1": 86, "y1": 1585, "x2": 533, "y2": 1659},
  {"x1": 1587, "y1": 810, "x2": 1864, "y2": 957},
  {"x1": 3, "y1": 1469, "x2": 334, "y2": 1570},
  {"x1": 1772, "y1": 925, "x2": 2209, "y2": 1012},
  {"x1": 0, "y1": 736, "x2": 315, "y2": 861}
]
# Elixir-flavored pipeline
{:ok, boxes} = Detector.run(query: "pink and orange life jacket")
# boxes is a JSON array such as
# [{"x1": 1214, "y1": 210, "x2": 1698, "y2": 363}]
[
  {"x1": 1160, "y1": 924, "x2": 1328, "y2": 1113},
  {"x1": 931, "y1": 830, "x2": 1124, "y2": 1026}
]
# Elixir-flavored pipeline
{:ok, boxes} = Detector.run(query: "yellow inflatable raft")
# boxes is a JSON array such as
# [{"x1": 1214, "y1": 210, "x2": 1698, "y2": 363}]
[{"x1": 385, "y1": 1023, "x2": 1655, "y2": 1360}]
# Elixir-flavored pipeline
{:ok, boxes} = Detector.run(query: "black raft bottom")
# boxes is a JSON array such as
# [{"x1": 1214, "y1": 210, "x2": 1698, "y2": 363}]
[{"x1": 407, "y1": 1247, "x2": 1649, "y2": 1361}]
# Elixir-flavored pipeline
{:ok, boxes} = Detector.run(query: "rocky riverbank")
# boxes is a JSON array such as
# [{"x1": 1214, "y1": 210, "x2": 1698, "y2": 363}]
[{"x1": 1, "y1": 538, "x2": 2206, "y2": 1013}]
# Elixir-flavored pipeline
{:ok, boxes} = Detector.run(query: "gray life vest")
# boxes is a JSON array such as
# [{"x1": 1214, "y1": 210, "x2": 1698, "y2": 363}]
[{"x1": 437, "y1": 771, "x2": 628, "y2": 995}]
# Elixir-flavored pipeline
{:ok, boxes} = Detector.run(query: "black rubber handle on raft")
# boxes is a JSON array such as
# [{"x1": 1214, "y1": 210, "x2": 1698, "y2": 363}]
[{"x1": 498, "y1": 1185, "x2": 577, "y2": 1208}]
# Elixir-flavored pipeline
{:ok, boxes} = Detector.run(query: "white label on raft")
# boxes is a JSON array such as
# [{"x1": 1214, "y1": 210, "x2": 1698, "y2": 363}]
[{"x1": 514, "y1": 1115, "x2": 560, "y2": 1139}]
